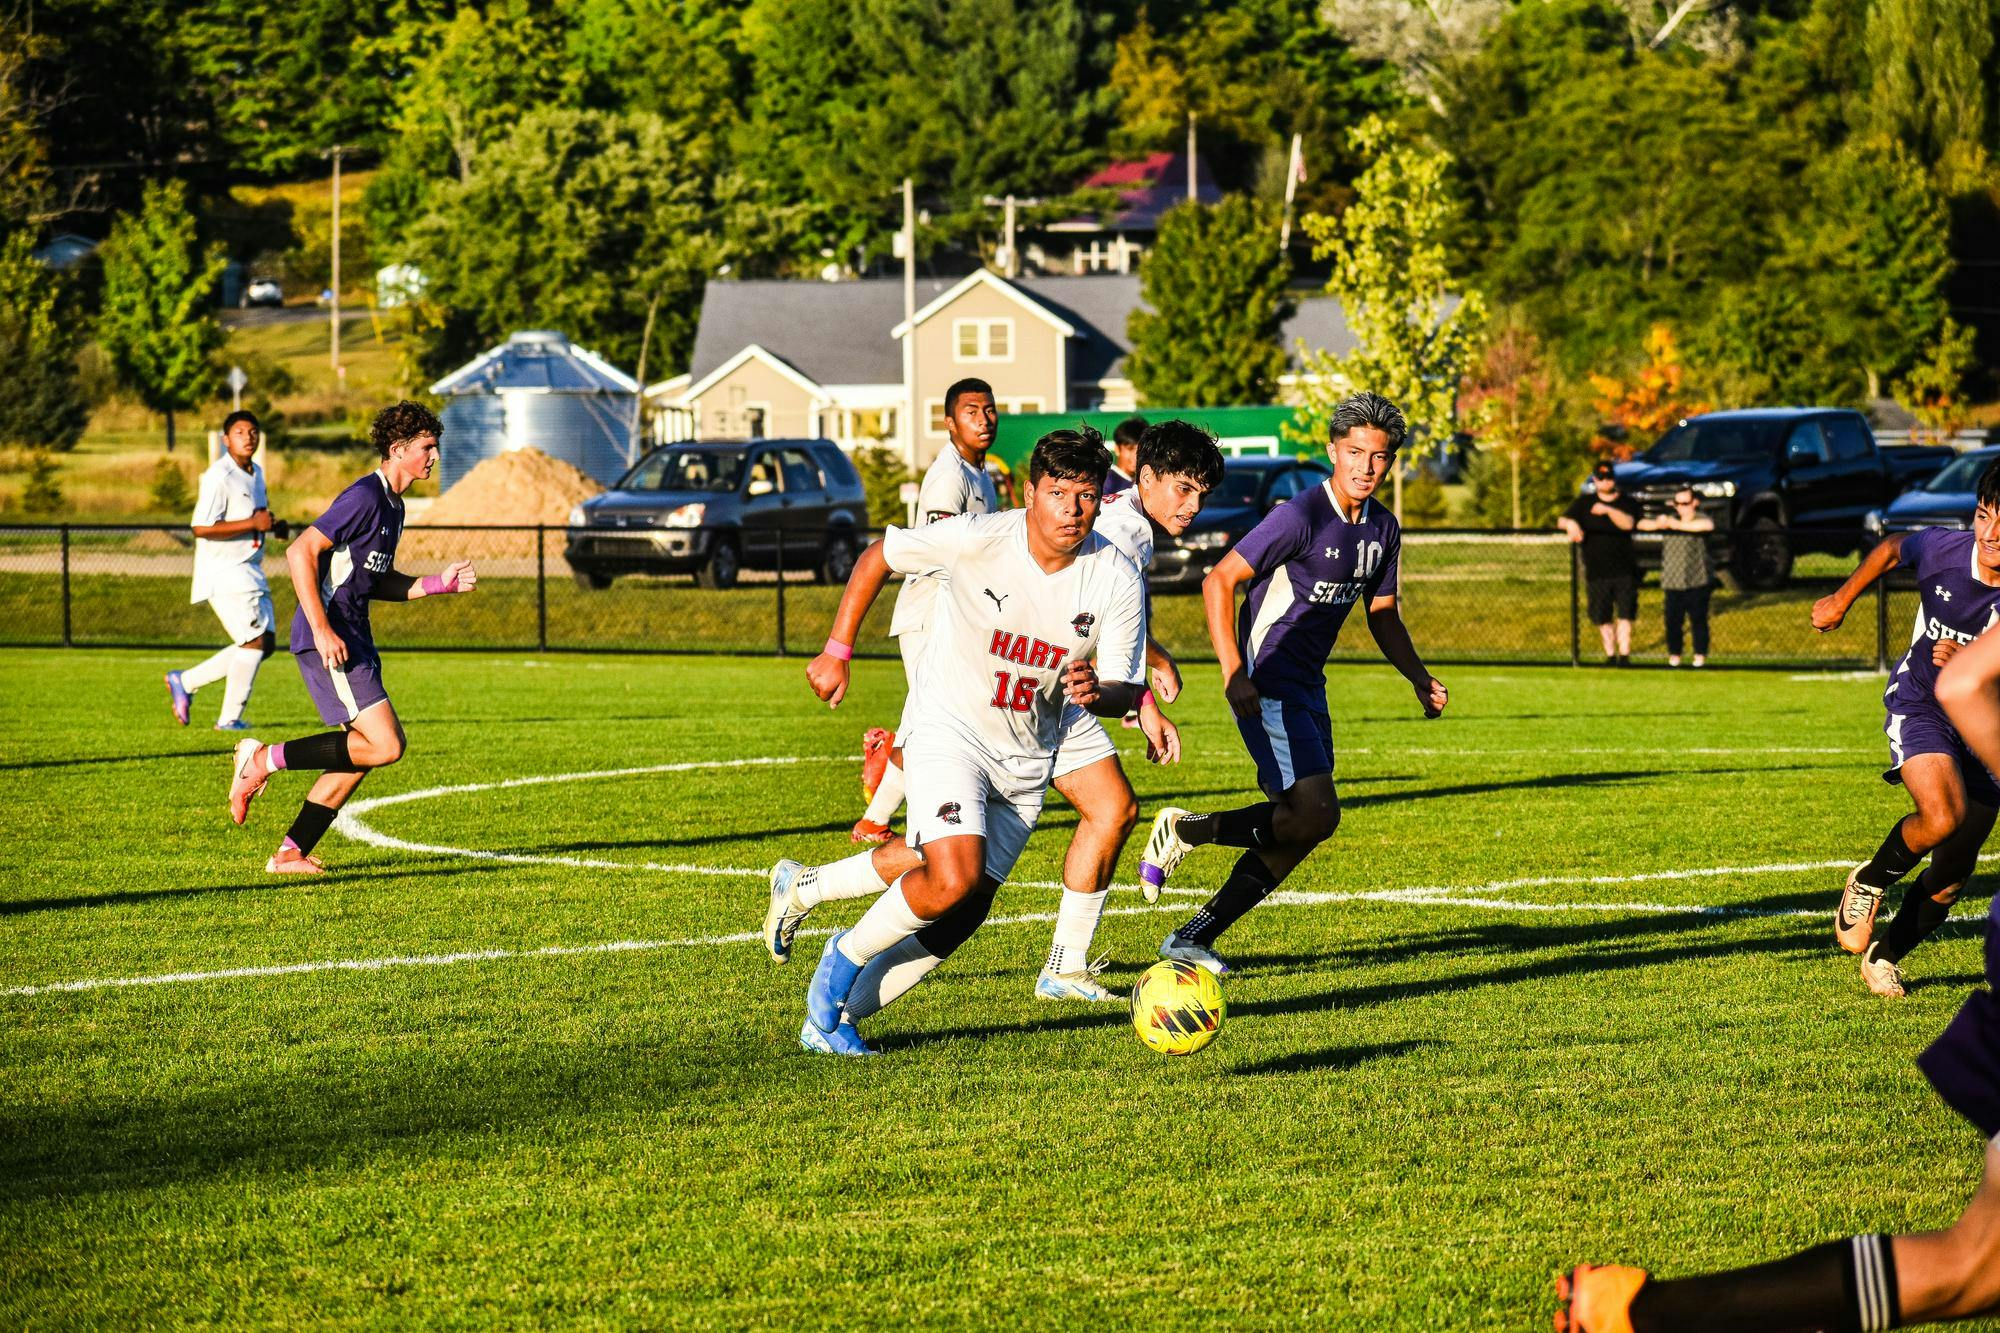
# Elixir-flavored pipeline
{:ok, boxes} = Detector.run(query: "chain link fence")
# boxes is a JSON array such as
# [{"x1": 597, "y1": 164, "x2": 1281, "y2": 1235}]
[{"x1": 0, "y1": 523, "x2": 1923, "y2": 668}]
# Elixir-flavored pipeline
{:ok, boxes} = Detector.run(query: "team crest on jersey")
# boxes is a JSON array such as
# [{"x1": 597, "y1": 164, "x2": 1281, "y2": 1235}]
[
  {"x1": 1071, "y1": 612, "x2": 1096, "y2": 638},
  {"x1": 937, "y1": 801, "x2": 962, "y2": 825}
]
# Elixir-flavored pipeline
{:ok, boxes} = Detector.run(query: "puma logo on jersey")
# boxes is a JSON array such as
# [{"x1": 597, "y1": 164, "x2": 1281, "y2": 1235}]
[
  {"x1": 984, "y1": 588, "x2": 1008, "y2": 611},
  {"x1": 989, "y1": 629, "x2": 1069, "y2": 672}
]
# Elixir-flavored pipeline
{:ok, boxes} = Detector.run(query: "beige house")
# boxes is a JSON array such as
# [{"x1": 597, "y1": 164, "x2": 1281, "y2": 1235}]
[{"x1": 660, "y1": 271, "x2": 1353, "y2": 469}]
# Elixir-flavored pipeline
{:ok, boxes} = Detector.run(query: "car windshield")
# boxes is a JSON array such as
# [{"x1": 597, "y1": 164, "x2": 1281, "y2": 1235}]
[
  {"x1": 623, "y1": 449, "x2": 744, "y2": 493},
  {"x1": 1643, "y1": 421, "x2": 1779, "y2": 463},
  {"x1": 1925, "y1": 453, "x2": 1998, "y2": 493},
  {"x1": 1210, "y1": 469, "x2": 1266, "y2": 507}
]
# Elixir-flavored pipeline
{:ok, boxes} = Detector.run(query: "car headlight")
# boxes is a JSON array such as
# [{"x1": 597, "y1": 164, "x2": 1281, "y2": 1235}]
[
  {"x1": 1693, "y1": 481, "x2": 1736, "y2": 498},
  {"x1": 567, "y1": 504, "x2": 588, "y2": 528},
  {"x1": 1180, "y1": 530, "x2": 1231, "y2": 549},
  {"x1": 663, "y1": 503, "x2": 706, "y2": 529},
  {"x1": 1864, "y1": 509, "x2": 1885, "y2": 535}
]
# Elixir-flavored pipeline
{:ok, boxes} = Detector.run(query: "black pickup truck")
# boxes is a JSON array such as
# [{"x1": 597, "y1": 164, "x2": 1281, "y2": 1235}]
[{"x1": 1605, "y1": 408, "x2": 1955, "y2": 588}]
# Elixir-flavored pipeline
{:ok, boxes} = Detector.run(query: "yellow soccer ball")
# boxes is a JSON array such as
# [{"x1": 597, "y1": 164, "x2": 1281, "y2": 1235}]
[{"x1": 1130, "y1": 959, "x2": 1225, "y2": 1056}]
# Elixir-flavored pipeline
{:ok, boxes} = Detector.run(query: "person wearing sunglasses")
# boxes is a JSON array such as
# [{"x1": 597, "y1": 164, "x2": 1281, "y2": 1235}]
[{"x1": 1638, "y1": 488, "x2": 1717, "y2": 667}]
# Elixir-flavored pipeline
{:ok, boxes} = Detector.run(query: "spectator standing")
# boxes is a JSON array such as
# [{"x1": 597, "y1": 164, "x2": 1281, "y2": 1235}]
[
  {"x1": 1105, "y1": 416, "x2": 1147, "y2": 495},
  {"x1": 1639, "y1": 488, "x2": 1717, "y2": 666},
  {"x1": 1558, "y1": 461, "x2": 1641, "y2": 665}
]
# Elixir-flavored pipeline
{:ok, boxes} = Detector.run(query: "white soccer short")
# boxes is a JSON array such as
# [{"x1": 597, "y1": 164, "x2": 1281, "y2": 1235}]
[
  {"x1": 901, "y1": 730, "x2": 1044, "y2": 885},
  {"x1": 1050, "y1": 701, "x2": 1120, "y2": 781},
  {"x1": 892, "y1": 628, "x2": 929, "y2": 741},
  {"x1": 207, "y1": 582, "x2": 274, "y2": 644}
]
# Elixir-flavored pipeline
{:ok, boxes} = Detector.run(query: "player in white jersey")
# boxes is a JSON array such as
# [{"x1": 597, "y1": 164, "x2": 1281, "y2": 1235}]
[
  {"x1": 787, "y1": 429, "x2": 1147, "y2": 1055},
  {"x1": 763, "y1": 421, "x2": 1225, "y2": 1003},
  {"x1": 164, "y1": 411, "x2": 281, "y2": 731},
  {"x1": 853, "y1": 378, "x2": 1001, "y2": 845}
]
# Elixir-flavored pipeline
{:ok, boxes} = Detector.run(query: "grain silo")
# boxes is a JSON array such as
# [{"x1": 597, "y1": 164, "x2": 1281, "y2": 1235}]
[{"x1": 429, "y1": 330, "x2": 642, "y2": 492}]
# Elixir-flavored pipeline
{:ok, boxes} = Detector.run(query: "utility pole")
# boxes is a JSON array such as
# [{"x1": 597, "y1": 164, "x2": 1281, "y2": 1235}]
[
  {"x1": 327, "y1": 144, "x2": 346, "y2": 377},
  {"x1": 903, "y1": 177, "x2": 918, "y2": 470},
  {"x1": 1186, "y1": 112, "x2": 1198, "y2": 202},
  {"x1": 981, "y1": 194, "x2": 1042, "y2": 278}
]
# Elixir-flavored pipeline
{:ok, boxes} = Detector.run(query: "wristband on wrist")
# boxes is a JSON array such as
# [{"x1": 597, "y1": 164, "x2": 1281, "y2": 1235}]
[
  {"x1": 822, "y1": 638, "x2": 854, "y2": 661},
  {"x1": 1137, "y1": 688, "x2": 1154, "y2": 710},
  {"x1": 419, "y1": 573, "x2": 455, "y2": 596}
]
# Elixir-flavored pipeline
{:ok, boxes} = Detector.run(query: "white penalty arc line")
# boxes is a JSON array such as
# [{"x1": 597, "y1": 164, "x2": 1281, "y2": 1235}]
[{"x1": 3, "y1": 761, "x2": 1961, "y2": 1000}]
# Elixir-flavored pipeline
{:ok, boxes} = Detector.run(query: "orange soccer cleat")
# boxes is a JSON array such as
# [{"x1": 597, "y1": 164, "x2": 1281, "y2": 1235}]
[
  {"x1": 1554, "y1": 1265, "x2": 1648, "y2": 1333},
  {"x1": 265, "y1": 846, "x2": 326, "y2": 874},
  {"x1": 228, "y1": 738, "x2": 269, "y2": 826},
  {"x1": 850, "y1": 819, "x2": 894, "y2": 846},
  {"x1": 861, "y1": 727, "x2": 893, "y2": 799},
  {"x1": 1835, "y1": 866, "x2": 1884, "y2": 955}
]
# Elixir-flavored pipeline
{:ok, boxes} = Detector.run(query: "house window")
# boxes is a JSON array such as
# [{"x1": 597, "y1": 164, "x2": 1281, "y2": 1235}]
[
  {"x1": 744, "y1": 405, "x2": 768, "y2": 439},
  {"x1": 926, "y1": 399, "x2": 948, "y2": 436},
  {"x1": 998, "y1": 398, "x2": 1044, "y2": 415},
  {"x1": 951, "y1": 318, "x2": 1015, "y2": 363}
]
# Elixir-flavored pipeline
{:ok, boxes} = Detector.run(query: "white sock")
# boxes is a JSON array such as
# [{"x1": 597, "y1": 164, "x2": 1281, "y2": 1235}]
[
  {"x1": 216, "y1": 647, "x2": 264, "y2": 724},
  {"x1": 844, "y1": 936, "x2": 943, "y2": 1022},
  {"x1": 836, "y1": 876, "x2": 927, "y2": 966},
  {"x1": 861, "y1": 756, "x2": 905, "y2": 826},
  {"x1": 180, "y1": 644, "x2": 236, "y2": 692},
  {"x1": 796, "y1": 849, "x2": 889, "y2": 909},
  {"x1": 1046, "y1": 887, "x2": 1109, "y2": 976}
]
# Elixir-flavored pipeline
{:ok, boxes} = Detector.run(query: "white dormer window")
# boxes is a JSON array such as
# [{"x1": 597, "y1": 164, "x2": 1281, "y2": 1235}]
[{"x1": 953, "y1": 318, "x2": 1014, "y2": 363}]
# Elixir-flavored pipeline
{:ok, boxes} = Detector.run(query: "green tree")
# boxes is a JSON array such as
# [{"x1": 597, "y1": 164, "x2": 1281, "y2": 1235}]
[
  {"x1": 1865, "y1": 0, "x2": 1996, "y2": 193},
  {"x1": 1460, "y1": 323, "x2": 1561, "y2": 528},
  {"x1": 96, "y1": 180, "x2": 226, "y2": 453},
  {"x1": 0, "y1": 233, "x2": 89, "y2": 452},
  {"x1": 1290, "y1": 116, "x2": 1486, "y2": 516},
  {"x1": 1894, "y1": 316, "x2": 1980, "y2": 441},
  {"x1": 407, "y1": 107, "x2": 738, "y2": 376},
  {"x1": 1126, "y1": 197, "x2": 1295, "y2": 406}
]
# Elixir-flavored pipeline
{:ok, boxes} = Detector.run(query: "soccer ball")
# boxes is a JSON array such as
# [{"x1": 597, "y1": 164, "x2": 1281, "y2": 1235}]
[{"x1": 1130, "y1": 959, "x2": 1225, "y2": 1056}]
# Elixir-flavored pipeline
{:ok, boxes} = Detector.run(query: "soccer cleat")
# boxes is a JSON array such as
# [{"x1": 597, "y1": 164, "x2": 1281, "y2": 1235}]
[
  {"x1": 1120, "y1": 711, "x2": 1141, "y2": 729},
  {"x1": 265, "y1": 847, "x2": 325, "y2": 874},
  {"x1": 1138, "y1": 807, "x2": 1195, "y2": 903},
  {"x1": 214, "y1": 719, "x2": 253, "y2": 732},
  {"x1": 807, "y1": 931, "x2": 863, "y2": 1033},
  {"x1": 861, "y1": 727, "x2": 892, "y2": 799},
  {"x1": 1554, "y1": 1264, "x2": 1648, "y2": 1333},
  {"x1": 850, "y1": 818, "x2": 894, "y2": 846},
  {"x1": 798, "y1": 1017, "x2": 877, "y2": 1057},
  {"x1": 227, "y1": 738, "x2": 268, "y2": 826},
  {"x1": 1836, "y1": 867, "x2": 1885, "y2": 955},
  {"x1": 1160, "y1": 930, "x2": 1229, "y2": 976},
  {"x1": 164, "y1": 671, "x2": 191, "y2": 726},
  {"x1": 1034, "y1": 961, "x2": 1121, "y2": 1003},
  {"x1": 1861, "y1": 945, "x2": 1907, "y2": 998},
  {"x1": 764, "y1": 858, "x2": 813, "y2": 965}
]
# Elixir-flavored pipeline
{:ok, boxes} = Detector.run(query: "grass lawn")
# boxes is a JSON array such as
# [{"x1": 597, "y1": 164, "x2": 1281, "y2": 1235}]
[{"x1": 1, "y1": 650, "x2": 1996, "y2": 1327}]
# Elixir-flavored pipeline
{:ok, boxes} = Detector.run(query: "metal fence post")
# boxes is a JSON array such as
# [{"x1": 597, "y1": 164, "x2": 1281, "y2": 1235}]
[
  {"x1": 536, "y1": 525, "x2": 548, "y2": 652},
  {"x1": 774, "y1": 528, "x2": 788, "y2": 657},
  {"x1": 60, "y1": 524, "x2": 72, "y2": 647},
  {"x1": 1875, "y1": 573, "x2": 1889, "y2": 673},
  {"x1": 1568, "y1": 541, "x2": 1580, "y2": 667}
]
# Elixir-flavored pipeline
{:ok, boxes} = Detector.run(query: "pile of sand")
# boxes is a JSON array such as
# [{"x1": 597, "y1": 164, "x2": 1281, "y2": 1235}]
[{"x1": 404, "y1": 448, "x2": 605, "y2": 570}]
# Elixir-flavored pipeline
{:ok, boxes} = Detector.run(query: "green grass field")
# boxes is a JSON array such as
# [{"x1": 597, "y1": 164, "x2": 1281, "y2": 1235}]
[{"x1": 3, "y1": 650, "x2": 1996, "y2": 1328}]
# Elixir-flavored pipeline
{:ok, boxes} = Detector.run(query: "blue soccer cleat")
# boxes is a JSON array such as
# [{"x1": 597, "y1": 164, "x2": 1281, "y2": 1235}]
[
  {"x1": 798, "y1": 1017, "x2": 877, "y2": 1057},
  {"x1": 806, "y1": 930, "x2": 863, "y2": 1033},
  {"x1": 763, "y1": 858, "x2": 811, "y2": 965}
]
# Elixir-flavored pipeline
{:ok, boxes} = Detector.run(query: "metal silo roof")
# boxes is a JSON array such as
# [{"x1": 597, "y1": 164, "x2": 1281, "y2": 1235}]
[{"x1": 429, "y1": 330, "x2": 640, "y2": 397}]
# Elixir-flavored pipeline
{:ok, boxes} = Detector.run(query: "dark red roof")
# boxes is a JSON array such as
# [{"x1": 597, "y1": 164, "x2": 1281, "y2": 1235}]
[{"x1": 1073, "y1": 150, "x2": 1224, "y2": 230}]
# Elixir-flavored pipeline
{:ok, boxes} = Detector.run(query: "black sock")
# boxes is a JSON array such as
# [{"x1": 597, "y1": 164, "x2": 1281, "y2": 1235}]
[
  {"x1": 280, "y1": 731, "x2": 358, "y2": 773},
  {"x1": 283, "y1": 800, "x2": 340, "y2": 857},
  {"x1": 1175, "y1": 853, "x2": 1281, "y2": 947},
  {"x1": 1178, "y1": 804, "x2": 1277, "y2": 850},
  {"x1": 1856, "y1": 820, "x2": 1924, "y2": 891},
  {"x1": 1875, "y1": 875, "x2": 1956, "y2": 965},
  {"x1": 1631, "y1": 1234, "x2": 1899, "y2": 1333}
]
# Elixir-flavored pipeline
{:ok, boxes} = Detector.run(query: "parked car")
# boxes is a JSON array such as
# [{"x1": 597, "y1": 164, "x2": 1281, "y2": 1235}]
[
  {"x1": 242, "y1": 278, "x2": 283, "y2": 308},
  {"x1": 1149, "y1": 455, "x2": 1333, "y2": 588},
  {"x1": 1603, "y1": 408, "x2": 1955, "y2": 589},
  {"x1": 565, "y1": 439, "x2": 867, "y2": 590},
  {"x1": 1875, "y1": 446, "x2": 2000, "y2": 536}
]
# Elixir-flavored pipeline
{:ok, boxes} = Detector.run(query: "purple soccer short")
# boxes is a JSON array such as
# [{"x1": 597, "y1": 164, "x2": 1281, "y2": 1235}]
[
  {"x1": 1236, "y1": 695, "x2": 1334, "y2": 795},
  {"x1": 1917, "y1": 892, "x2": 2000, "y2": 1139},
  {"x1": 1883, "y1": 700, "x2": 2000, "y2": 807},
  {"x1": 295, "y1": 648, "x2": 390, "y2": 726}
]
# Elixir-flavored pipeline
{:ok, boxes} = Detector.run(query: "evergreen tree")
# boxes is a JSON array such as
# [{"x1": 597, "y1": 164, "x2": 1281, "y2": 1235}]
[
  {"x1": 1125, "y1": 197, "x2": 1295, "y2": 406},
  {"x1": 96, "y1": 181, "x2": 226, "y2": 453},
  {"x1": 0, "y1": 233, "x2": 89, "y2": 452}
]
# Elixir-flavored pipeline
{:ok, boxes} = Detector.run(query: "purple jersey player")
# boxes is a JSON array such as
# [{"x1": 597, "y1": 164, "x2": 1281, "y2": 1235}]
[
  {"x1": 224, "y1": 401, "x2": 478, "y2": 874},
  {"x1": 1137, "y1": 392, "x2": 1449, "y2": 975},
  {"x1": 1813, "y1": 465, "x2": 2000, "y2": 998}
]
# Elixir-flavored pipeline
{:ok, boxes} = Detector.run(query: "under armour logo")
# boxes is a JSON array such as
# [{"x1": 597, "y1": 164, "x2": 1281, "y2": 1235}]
[
  {"x1": 1325, "y1": 546, "x2": 1336, "y2": 558},
  {"x1": 1937, "y1": 585, "x2": 1952, "y2": 601},
  {"x1": 983, "y1": 588, "x2": 1008, "y2": 611}
]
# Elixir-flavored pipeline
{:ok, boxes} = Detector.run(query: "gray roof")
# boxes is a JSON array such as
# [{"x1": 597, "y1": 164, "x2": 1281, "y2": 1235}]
[
  {"x1": 431, "y1": 330, "x2": 640, "y2": 396},
  {"x1": 686, "y1": 275, "x2": 1356, "y2": 389}
]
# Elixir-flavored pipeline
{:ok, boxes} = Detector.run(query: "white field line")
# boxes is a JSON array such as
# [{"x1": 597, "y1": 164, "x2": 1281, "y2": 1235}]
[{"x1": 4, "y1": 761, "x2": 1972, "y2": 1000}]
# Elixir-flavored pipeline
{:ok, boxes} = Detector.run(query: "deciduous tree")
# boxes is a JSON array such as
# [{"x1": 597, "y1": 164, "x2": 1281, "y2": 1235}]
[{"x1": 96, "y1": 181, "x2": 226, "y2": 453}]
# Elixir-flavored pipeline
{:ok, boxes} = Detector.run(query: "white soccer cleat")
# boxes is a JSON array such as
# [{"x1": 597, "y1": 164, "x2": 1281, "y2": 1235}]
[
  {"x1": 1034, "y1": 959, "x2": 1121, "y2": 1003},
  {"x1": 764, "y1": 858, "x2": 814, "y2": 965},
  {"x1": 1836, "y1": 866, "x2": 1885, "y2": 956},
  {"x1": 1159, "y1": 930, "x2": 1229, "y2": 976},
  {"x1": 1138, "y1": 807, "x2": 1195, "y2": 904},
  {"x1": 1861, "y1": 945, "x2": 1907, "y2": 998}
]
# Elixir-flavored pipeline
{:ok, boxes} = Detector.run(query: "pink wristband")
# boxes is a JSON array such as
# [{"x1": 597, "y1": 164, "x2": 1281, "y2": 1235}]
[
  {"x1": 823, "y1": 639, "x2": 853, "y2": 661},
  {"x1": 420, "y1": 572, "x2": 456, "y2": 596},
  {"x1": 1137, "y1": 688, "x2": 1154, "y2": 710}
]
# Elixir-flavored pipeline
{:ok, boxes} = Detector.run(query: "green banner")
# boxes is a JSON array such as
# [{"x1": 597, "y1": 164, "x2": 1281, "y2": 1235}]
[{"x1": 989, "y1": 405, "x2": 1312, "y2": 475}]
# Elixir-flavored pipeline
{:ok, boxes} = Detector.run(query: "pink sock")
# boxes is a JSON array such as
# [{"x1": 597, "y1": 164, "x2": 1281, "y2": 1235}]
[
  {"x1": 280, "y1": 836, "x2": 300, "y2": 853},
  {"x1": 267, "y1": 742, "x2": 287, "y2": 771}
]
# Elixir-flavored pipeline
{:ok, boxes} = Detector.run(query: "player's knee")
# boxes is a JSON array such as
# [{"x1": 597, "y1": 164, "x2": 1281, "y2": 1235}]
[
  {"x1": 1109, "y1": 789, "x2": 1139, "y2": 839},
  {"x1": 369, "y1": 731, "x2": 406, "y2": 767},
  {"x1": 256, "y1": 631, "x2": 276, "y2": 658}
]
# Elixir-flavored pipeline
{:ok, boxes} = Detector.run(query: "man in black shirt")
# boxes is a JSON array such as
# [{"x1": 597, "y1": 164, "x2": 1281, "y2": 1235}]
[{"x1": 1558, "y1": 461, "x2": 1641, "y2": 665}]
